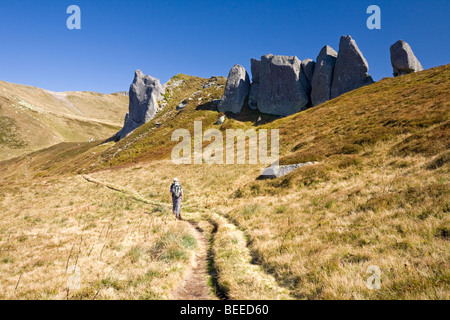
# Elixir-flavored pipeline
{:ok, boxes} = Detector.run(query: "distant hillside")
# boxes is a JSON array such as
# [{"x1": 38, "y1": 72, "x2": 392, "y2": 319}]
[{"x1": 0, "y1": 80, "x2": 128, "y2": 160}]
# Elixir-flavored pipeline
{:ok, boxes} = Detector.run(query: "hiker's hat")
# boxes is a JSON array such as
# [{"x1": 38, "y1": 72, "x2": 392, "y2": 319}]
[{"x1": 173, "y1": 178, "x2": 178, "y2": 182}]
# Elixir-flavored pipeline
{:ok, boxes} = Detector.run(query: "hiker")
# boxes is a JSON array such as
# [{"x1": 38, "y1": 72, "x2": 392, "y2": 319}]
[{"x1": 170, "y1": 178, "x2": 183, "y2": 220}]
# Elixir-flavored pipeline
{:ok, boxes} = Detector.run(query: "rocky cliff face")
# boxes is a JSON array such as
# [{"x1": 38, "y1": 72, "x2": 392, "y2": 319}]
[{"x1": 115, "y1": 70, "x2": 163, "y2": 140}]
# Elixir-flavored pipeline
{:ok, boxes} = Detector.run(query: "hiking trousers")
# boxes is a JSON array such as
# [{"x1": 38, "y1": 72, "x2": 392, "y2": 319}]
[{"x1": 172, "y1": 196, "x2": 182, "y2": 219}]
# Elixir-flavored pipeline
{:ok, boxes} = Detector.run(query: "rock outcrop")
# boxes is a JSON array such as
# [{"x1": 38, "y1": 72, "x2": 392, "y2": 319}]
[
  {"x1": 331, "y1": 35, "x2": 373, "y2": 99},
  {"x1": 222, "y1": 35, "x2": 380, "y2": 116},
  {"x1": 115, "y1": 70, "x2": 163, "y2": 140},
  {"x1": 176, "y1": 101, "x2": 187, "y2": 110},
  {"x1": 215, "y1": 115, "x2": 226, "y2": 125},
  {"x1": 311, "y1": 45, "x2": 337, "y2": 106},
  {"x1": 258, "y1": 54, "x2": 309, "y2": 116},
  {"x1": 390, "y1": 40, "x2": 423, "y2": 76},
  {"x1": 259, "y1": 162, "x2": 318, "y2": 179},
  {"x1": 218, "y1": 64, "x2": 250, "y2": 114}
]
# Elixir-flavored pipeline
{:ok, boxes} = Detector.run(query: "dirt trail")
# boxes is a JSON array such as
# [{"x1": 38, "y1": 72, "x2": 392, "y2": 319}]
[
  {"x1": 80, "y1": 174, "x2": 290, "y2": 300},
  {"x1": 80, "y1": 174, "x2": 215, "y2": 300},
  {"x1": 171, "y1": 222, "x2": 214, "y2": 300}
]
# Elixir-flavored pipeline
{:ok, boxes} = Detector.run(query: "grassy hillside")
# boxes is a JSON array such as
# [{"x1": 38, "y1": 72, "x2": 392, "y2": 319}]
[
  {"x1": 0, "y1": 74, "x2": 229, "y2": 179},
  {"x1": 0, "y1": 65, "x2": 448, "y2": 299},
  {"x1": 0, "y1": 80, "x2": 128, "y2": 160}
]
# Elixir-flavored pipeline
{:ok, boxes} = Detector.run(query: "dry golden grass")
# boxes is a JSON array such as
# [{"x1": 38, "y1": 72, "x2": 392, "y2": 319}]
[
  {"x1": 0, "y1": 65, "x2": 448, "y2": 300},
  {"x1": 0, "y1": 80, "x2": 128, "y2": 124},
  {"x1": 86, "y1": 142, "x2": 448, "y2": 299},
  {"x1": 0, "y1": 175, "x2": 198, "y2": 299},
  {"x1": 88, "y1": 161, "x2": 291, "y2": 300},
  {"x1": 0, "y1": 80, "x2": 127, "y2": 160},
  {"x1": 230, "y1": 145, "x2": 449, "y2": 299},
  {"x1": 81, "y1": 66, "x2": 449, "y2": 299}
]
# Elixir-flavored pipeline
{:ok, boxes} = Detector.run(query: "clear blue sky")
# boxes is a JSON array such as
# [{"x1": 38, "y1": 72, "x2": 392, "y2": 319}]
[{"x1": 0, "y1": 0, "x2": 448, "y2": 93}]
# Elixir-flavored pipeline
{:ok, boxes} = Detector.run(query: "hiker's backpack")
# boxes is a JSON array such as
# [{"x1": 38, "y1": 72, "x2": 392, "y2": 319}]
[{"x1": 172, "y1": 182, "x2": 182, "y2": 198}]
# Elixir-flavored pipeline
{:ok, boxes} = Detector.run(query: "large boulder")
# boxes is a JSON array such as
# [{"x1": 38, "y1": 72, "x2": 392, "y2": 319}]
[
  {"x1": 258, "y1": 54, "x2": 309, "y2": 116},
  {"x1": 331, "y1": 35, "x2": 374, "y2": 99},
  {"x1": 311, "y1": 45, "x2": 337, "y2": 106},
  {"x1": 218, "y1": 64, "x2": 250, "y2": 114},
  {"x1": 116, "y1": 70, "x2": 163, "y2": 140},
  {"x1": 390, "y1": 40, "x2": 423, "y2": 76}
]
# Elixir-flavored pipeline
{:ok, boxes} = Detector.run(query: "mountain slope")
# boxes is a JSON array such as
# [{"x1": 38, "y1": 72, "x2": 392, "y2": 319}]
[
  {"x1": 0, "y1": 65, "x2": 448, "y2": 299},
  {"x1": 0, "y1": 80, "x2": 128, "y2": 160},
  {"x1": 1, "y1": 66, "x2": 447, "y2": 180}
]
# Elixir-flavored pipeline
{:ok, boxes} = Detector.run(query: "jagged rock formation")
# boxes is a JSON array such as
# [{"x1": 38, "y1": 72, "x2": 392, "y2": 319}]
[
  {"x1": 311, "y1": 45, "x2": 337, "y2": 106},
  {"x1": 219, "y1": 36, "x2": 426, "y2": 116},
  {"x1": 331, "y1": 35, "x2": 374, "y2": 99},
  {"x1": 224, "y1": 36, "x2": 375, "y2": 115},
  {"x1": 390, "y1": 40, "x2": 423, "y2": 76},
  {"x1": 115, "y1": 70, "x2": 163, "y2": 140},
  {"x1": 257, "y1": 54, "x2": 310, "y2": 116},
  {"x1": 218, "y1": 64, "x2": 250, "y2": 114}
]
